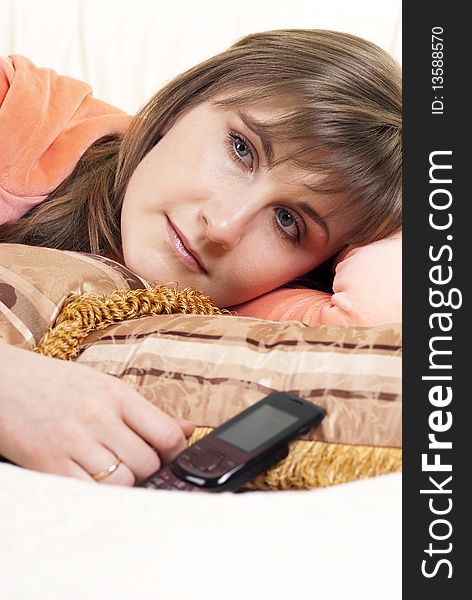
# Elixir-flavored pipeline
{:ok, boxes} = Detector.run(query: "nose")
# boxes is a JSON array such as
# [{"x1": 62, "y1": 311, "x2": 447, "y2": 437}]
[{"x1": 198, "y1": 197, "x2": 261, "y2": 251}]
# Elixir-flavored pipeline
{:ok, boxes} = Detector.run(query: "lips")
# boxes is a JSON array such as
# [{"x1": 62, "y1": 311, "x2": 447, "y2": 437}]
[{"x1": 166, "y1": 217, "x2": 207, "y2": 274}]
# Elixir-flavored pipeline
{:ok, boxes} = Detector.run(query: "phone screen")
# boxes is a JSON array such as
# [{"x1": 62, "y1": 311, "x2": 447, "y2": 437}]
[{"x1": 214, "y1": 404, "x2": 298, "y2": 452}]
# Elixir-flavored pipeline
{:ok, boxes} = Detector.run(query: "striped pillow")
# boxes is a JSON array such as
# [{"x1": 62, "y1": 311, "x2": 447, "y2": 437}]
[
  {"x1": 80, "y1": 315, "x2": 401, "y2": 449},
  {"x1": 0, "y1": 243, "x2": 401, "y2": 489}
]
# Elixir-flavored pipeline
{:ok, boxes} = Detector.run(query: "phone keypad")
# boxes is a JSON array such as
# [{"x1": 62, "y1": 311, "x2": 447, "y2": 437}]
[
  {"x1": 189, "y1": 449, "x2": 224, "y2": 472},
  {"x1": 219, "y1": 458, "x2": 238, "y2": 470},
  {"x1": 140, "y1": 466, "x2": 202, "y2": 492},
  {"x1": 174, "y1": 446, "x2": 243, "y2": 479}
]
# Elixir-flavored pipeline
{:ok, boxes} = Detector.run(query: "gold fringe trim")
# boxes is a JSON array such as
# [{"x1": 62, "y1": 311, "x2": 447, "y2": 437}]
[
  {"x1": 189, "y1": 427, "x2": 402, "y2": 491},
  {"x1": 34, "y1": 285, "x2": 230, "y2": 360},
  {"x1": 34, "y1": 286, "x2": 402, "y2": 490}
]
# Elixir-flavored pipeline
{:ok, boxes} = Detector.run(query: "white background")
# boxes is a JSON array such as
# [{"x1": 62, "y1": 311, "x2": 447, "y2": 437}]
[{"x1": 0, "y1": 0, "x2": 402, "y2": 113}]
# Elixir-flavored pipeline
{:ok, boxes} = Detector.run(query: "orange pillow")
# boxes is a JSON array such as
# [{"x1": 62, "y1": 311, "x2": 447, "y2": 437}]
[{"x1": 231, "y1": 233, "x2": 402, "y2": 326}]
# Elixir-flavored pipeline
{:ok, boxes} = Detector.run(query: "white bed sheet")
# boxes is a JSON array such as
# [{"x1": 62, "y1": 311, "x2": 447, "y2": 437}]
[{"x1": 0, "y1": 464, "x2": 401, "y2": 600}]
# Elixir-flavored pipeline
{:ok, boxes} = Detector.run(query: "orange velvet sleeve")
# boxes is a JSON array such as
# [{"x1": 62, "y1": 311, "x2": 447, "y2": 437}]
[{"x1": 0, "y1": 55, "x2": 133, "y2": 224}]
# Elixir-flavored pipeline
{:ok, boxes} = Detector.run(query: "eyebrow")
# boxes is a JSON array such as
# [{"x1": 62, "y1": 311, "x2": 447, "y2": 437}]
[
  {"x1": 235, "y1": 108, "x2": 331, "y2": 241},
  {"x1": 297, "y1": 202, "x2": 331, "y2": 242}
]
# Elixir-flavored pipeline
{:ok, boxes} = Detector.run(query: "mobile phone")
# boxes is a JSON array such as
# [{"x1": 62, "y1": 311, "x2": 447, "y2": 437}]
[{"x1": 136, "y1": 392, "x2": 325, "y2": 493}]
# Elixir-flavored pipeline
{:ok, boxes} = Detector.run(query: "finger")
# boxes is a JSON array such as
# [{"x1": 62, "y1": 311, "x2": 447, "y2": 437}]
[
  {"x1": 32, "y1": 458, "x2": 97, "y2": 483},
  {"x1": 177, "y1": 419, "x2": 196, "y2": 438},
  {"x1": 120, "y1": 394, "x2": 188, "y2": 465},
  {"x1": 72, "y1": 444, "x2": 135, "y2": 487},
  {"x1": 105, "y1": 421, "x2": 161, "y2": 482},
  {"x1": 64, "y1": 459, "x2": 97, "y2": 482},
  {"x1": 98, "y1": 460, "x2": 135, "y2": 487}
]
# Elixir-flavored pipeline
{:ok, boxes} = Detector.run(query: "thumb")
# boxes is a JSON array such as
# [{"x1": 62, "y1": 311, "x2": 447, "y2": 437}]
[{"x1": 177, "y1": 418, "x2": 196, "y2": 438}]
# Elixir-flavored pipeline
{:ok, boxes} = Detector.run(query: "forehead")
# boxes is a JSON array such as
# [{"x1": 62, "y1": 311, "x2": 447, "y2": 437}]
[{"x1": 212, "y1": 93, "x2": 299, "y2": 124}]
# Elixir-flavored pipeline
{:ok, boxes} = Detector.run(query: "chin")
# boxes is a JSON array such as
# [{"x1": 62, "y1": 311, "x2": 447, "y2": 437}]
[
  {"x1": 121, "y1": 248, "x2": 163, "y2": 283},
  {"x1": 215, "y1": 290, "x2": 261, "y2": 310},
  {"x1": 192, "y1": 286, "x2": 232, "y2": 309}
]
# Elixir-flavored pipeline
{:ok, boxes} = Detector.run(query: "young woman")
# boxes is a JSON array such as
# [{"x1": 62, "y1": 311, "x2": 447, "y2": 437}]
[{"x1": 0, "y1": 29, "x2": 402, "y2": 485}]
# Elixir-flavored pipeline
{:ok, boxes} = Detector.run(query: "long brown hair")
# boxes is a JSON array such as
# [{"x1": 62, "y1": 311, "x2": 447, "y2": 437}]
[{"x1": 0, "y1": 29, "x2": 402, "y2": 271}]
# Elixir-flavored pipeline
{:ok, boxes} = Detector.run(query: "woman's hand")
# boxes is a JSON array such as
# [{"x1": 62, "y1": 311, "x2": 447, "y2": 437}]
[{"x1": 0, "y1": 343, "x2": 195, "y2": 486}]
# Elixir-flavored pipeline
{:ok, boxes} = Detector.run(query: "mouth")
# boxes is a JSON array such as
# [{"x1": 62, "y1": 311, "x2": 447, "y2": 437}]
[{"x1": 166, "y1": 216, "x2": 207, "y2": 274}]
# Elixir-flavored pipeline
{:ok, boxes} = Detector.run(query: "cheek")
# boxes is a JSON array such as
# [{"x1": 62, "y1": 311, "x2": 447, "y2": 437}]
[
  {"x1": 231, "y1": 239, "x2": 316, "y2": 295},
  {"x1": 124, "y1": 139, "x2": 200, "y2": 205}
]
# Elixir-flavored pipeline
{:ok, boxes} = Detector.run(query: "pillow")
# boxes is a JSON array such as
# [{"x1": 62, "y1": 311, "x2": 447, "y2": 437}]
[
  {"x1": 231, "y1": 233, "x2": 402, "y2": 326},
  {"x1": 0, "y1": 243, "x2": 151, "y2": 349},
  {"x1": 0, "y1": 243, "x2": 402, "y2": 490}
]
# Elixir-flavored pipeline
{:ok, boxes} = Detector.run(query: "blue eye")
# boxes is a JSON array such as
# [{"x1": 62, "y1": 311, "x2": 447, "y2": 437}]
[
  {"x1": 226, "y1": 132, "x2": 254, "y2": 170},
  {"x1": 234, "y1": 137, "x2": 250, "y2": 157},
  {"x1": 225, "y1": 132, "x2": 301, "y2": 246},
  {"x1": 275, "y1": 208, "x2": 302, "y2": 246}
]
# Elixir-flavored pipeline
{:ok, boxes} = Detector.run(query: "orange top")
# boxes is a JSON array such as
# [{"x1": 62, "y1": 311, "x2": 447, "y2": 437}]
[{"x1": 0, "y1": 55, "x2": 132, "y2": 224}]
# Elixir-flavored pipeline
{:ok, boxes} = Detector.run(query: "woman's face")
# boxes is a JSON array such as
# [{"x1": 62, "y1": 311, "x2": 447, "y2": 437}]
[{"x1": 120, "y1": 100, "x2": 350, "y2": 307}]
